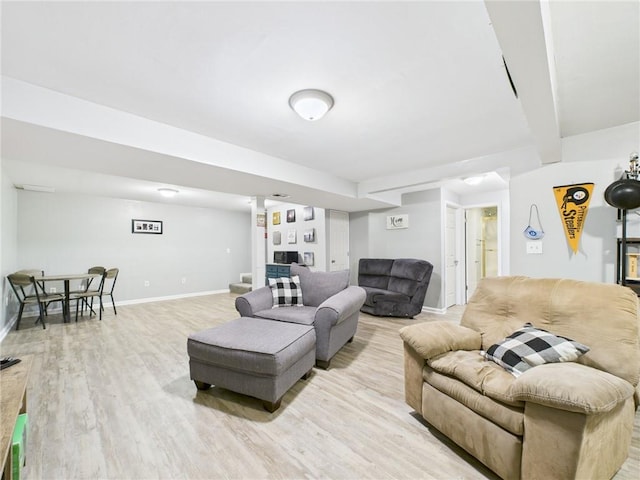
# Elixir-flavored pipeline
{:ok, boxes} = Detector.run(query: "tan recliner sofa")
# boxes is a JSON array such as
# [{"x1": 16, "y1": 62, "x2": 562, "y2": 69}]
[{"x1": 400, "y1": 276, "x2": 639, "y2": 480}]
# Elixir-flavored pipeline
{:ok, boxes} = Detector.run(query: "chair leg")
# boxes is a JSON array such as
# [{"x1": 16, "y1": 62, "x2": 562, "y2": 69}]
[
  {"x1": 15, "y1": 304, "x2": 25, "y2": 331},
  {"x1": 37, "y1": 302, "x2": 46, "y2": 329},
  {"x1": 99, "y1": 296, "x2": 104, "y2": 321},
  {"x1": 110, "y1": 294, "x2": 117, "y2": 315}
]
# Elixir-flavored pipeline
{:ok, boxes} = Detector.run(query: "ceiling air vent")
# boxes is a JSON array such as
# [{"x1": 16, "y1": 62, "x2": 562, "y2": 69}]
[{"x1": 502, "y1": 56, "x2": 518, "y2": 99}]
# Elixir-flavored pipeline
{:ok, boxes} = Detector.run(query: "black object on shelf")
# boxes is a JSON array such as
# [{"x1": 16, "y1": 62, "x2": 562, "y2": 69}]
[{"x1": 0, "y1": 356, "x2": 21, "y2": 370}]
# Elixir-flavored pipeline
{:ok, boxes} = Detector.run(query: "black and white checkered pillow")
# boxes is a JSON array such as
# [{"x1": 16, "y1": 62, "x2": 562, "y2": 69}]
[
  {"x1": 269, "y1": 275, "x2": 304, "y2": 308},
  {"x1": 483, "y1": 323, "x2": 590, "y2": 377}
]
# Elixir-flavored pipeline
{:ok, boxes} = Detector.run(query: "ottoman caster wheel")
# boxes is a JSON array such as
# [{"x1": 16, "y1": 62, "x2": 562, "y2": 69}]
[{"x1": 194, "y1": 380, "x2": 211, "y2": 390}]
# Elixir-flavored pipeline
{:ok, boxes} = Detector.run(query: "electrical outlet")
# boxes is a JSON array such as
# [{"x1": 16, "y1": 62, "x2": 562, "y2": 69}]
[
  {"x1": 181, "y1": 277, "x2": 186, "y2": 284},
  {"x1": 526, "y1": 241, "x2": 543, "y2": 254},
  {"x1": 49, "y1": 287, "x2": 57, "y2": 293},
  {"x1": 144, "y1": 280, "x2": 150, "y2": 287}
]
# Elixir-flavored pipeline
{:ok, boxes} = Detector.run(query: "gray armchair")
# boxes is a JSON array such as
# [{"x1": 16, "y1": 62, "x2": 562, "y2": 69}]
[
  {"x1": 235, "y1": 263, "x2": 366, "y2": 369},
  {"x1": 358, "y1": 258, "x2": 433, "y2": 318}
]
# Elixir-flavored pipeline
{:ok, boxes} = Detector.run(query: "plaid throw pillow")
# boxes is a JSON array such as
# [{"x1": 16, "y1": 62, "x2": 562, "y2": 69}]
[
  {"x1": 269, "y1": 275, "x2": 304, "y2": 308},
  {"x1": 483, "y1": 323, "x2": 590, "y2": 377}
]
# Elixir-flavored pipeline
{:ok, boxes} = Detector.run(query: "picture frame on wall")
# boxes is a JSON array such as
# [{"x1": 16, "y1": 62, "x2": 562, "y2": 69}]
[
  {"x1": 303, "y1": 228, "x2": 315, "y2": 243},
  {"x1": 273, "y1": 231, "x2": 281, "y2": 245},
  {"x1": 304, "y1": 252, "x2": 314, "y2": 266},
  {"x1": 257, "y1": 213, "x2": 266, "y2": 227},
  {"x1": 286, "y1": 209, "x2": 296, "y2": 223},
  {"x1": 287, "y1": 229, "x2": 297, "y2": 244},
  {"x1": 273, "y1": 211, "x2": 281, "y2": 225},
  {"x1": 303, "y1": 206, "x2": 314, "y2": 221},
  {"x1": 132, "y1": 219, "x2": 163, "y2": 234}
]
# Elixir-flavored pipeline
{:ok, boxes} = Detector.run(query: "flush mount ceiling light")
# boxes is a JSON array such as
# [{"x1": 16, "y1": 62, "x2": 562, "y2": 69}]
[
  {"x1": 288, "y1": 89, "x2": 334, "y2": 121},
  {"x1": 158, "y1": 188, "x2": 179, "y2": 198},
  {"x1": 271, "y1": 193, "x2": 291, "y2": 199},
  {"x1": 463, "y1": 175, "x2": 484, "y2": 186}
]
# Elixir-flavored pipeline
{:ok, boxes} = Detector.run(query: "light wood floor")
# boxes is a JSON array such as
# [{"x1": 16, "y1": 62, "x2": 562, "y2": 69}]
[{"x1": 1, "y1": 294, "x2": 638, "y2": 480}]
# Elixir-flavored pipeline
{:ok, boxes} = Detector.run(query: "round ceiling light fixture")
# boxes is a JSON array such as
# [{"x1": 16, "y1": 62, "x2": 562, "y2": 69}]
[
  {"x1": 289, "y1": 89, "x2": 334, "y2": 121},
  {"x1": 158, "y1": 188, "x2": 179, "y2": 198},
  {"x1": 463, "y1": 175, "x2": 484, "y2": 186}
]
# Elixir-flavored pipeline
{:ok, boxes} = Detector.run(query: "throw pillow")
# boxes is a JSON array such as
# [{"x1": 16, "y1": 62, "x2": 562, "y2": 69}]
[
  {"x1": 269, "y1": 275, "x2": 304, "y2": 308},
  {"x1": 483, "y1": 323, "x2": 589, "y2": 377}
]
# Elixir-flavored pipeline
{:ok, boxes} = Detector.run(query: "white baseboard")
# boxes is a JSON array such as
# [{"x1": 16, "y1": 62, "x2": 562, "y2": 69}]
[
  {"x1": 421, "y1": 305, "x2": 447, "y2": 315},
  {"x1": 0, "y1": 289, "x2": 231, "y2": 343}
]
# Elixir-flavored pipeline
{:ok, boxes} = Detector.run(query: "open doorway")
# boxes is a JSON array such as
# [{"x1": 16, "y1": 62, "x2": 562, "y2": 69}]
[{"x1": 465, "y1": 206, "x2": 499, "y2": 302}]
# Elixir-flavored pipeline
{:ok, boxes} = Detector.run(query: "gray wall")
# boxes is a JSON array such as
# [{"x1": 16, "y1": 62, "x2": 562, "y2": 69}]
[
  {"x1": 1, "y1": 166, "x2": 19, "y2": 337},
  {"x1": 349, "y1": 189, "x2": 444, "y2": 309},
  {"x1": 510, "y1": 157, "x2": 623, "y2": 282},
  {"x1": 13, "y1": 191, "x2": 251, "y2": 307},
  {"x1": 510, "y1": 122, "x2": 639, "y2": 282}
]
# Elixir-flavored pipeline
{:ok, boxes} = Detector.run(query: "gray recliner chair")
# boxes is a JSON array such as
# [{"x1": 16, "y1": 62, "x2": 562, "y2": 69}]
[
  {"x1": 235, "y1": 263, "x2": 366, "y2": 369},
  {"x1": 358, "y1": 258, "x2": 433, "y2": 318}
]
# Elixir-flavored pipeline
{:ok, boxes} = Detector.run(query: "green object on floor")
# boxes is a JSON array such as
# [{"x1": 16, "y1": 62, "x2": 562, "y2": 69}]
[{"x1": 12, "y1": 413, "x2": 28, "y2": 480}]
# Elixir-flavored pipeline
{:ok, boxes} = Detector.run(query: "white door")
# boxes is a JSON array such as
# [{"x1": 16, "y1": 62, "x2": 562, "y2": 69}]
[
  {"x1": 445, "y1": 206, "x2": 458, "y2": 307},
  {"x1": 328, "y1": 210, "x2": 349, "y2": 271}
]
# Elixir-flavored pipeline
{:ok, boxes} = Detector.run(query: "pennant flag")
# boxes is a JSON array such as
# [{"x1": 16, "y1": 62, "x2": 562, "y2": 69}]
[{"x1": 553, "y1": 183, "x2": 594, "y2": 254}]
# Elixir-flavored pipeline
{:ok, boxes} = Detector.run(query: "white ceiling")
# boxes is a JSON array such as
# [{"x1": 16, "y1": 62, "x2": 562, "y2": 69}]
[{"x1": 1, "y1": 1, "x2": 638, "y2": 212}]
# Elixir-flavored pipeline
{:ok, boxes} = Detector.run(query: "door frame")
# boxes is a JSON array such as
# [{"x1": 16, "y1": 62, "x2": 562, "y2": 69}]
[
  {"x1": 463, "y1": 202, "x2": 503, "y2": 303},
  {"x1": 444, "y1": 202, "x2": 465, "y2": 306}
]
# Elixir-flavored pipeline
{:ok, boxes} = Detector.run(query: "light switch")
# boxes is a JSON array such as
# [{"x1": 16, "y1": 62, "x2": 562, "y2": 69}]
[{"x1": 526, "y1": 241, "x2": 543, "y2": 254}]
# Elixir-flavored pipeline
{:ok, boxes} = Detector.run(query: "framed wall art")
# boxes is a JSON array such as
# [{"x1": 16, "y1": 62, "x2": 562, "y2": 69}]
[
  {"x1": 286, "y1": 209, "x2": 296, "y2": 223},
  {"x1": 273, "y1": 231, "x2": 282, "y2": 245},
  {"x1": 304, "y1": 252, "x2": 315, "y2": 266},
  {"x1": 303, "y1": 228, "x2": 315, "y2": 243},
  {"x1": 132, "y1": 219, "x2": 163, "y2": 234},
  {"x1": 303, "y1": 206, "x2": 314, "y2": 221},
  {"x1": 287, "y1": 229, "x2": 297, "y2": 244},
  {"x1": 272, "y1": 211, "x2": 281, "y2": 225}
]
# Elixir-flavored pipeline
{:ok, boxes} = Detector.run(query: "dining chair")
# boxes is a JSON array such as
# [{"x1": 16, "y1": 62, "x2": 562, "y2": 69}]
[
  {"x1": 101, "y1": 268, "x2": 119, "y2": 317},
  {"x1": 71, "y1": 266, "x2": 106, "y2": 317},
  {"x1": 70, "y1": 270, "x2": 107, "y2": 322},
  {"x1": 7, "y1": 273, "x2": 65, "y2": 330}
]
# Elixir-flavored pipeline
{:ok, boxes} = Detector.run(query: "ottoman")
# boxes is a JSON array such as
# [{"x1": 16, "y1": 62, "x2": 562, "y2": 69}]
[{"x1": 187, "y1": 317, "x2": 316, "y2": 412}]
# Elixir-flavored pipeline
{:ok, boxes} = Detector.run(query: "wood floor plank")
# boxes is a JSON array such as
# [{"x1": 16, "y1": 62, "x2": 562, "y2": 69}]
[{"x1": 1, "y1": 293, "x2": 638, "y2": 479}]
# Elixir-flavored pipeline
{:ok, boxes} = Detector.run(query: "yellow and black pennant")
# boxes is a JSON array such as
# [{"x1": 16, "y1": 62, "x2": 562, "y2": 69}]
[{"x1": 553, "y1": 183, "x2": 594, "y2": 254}]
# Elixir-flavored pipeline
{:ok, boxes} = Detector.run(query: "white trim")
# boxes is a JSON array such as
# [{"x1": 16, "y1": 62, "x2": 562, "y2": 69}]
[
  {"x1": 0, "y1": 290, "x2": 231, "y2": 342},
  {"x1": 421, "y1": 306, "x2": 447, "y2": 315},
  {"x1": 113, "y1": 289, "x2": 229, "y2": 306}
]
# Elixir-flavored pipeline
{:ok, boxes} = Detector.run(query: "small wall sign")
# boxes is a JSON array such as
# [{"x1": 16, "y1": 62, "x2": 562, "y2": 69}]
[
  {"x1": 132, "y1": 219, "x2": 163, "y2": 234},
  {"x1": 386, "y1": 214, "x2": 409, "y2": 230}
]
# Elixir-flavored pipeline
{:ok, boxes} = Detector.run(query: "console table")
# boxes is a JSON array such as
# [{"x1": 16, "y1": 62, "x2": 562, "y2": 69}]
[{"x1": 1, "y1": 355, "x2": 32, "y2": 480}]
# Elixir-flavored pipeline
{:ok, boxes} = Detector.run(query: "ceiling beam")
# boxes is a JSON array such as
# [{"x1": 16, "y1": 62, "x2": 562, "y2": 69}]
[{"x1": 484, "y1": 0, "x2": 561, "y2": 164}]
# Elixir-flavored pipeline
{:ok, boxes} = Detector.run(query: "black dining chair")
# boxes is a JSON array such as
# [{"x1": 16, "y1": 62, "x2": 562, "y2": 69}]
[
  {"x1": 101, "y1": 268, "x2": 119, "y2": 317},
  {"x1": 70, "y1": 270, "x2": 107, "y2": 322},
  {"x1": 7, "y1": 273, "x2": 65, "y2": 330},
  {"x1": 71, "y1": 266, "x2": 106, "y2": 317}
]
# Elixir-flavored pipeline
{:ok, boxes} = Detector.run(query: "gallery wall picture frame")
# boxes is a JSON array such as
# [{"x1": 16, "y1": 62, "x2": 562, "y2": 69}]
[
  {"x1": 304, "y1": 252, "x2": 315, "y2": 266},
  {"x1": 257, "y1": 213, "x2": 266, "y2": 227},
  {"x1": 303, "y1": 206, "x2": 314, "y2": 221},
  {"x1": 273, "y1": 231, "x2": 282, "y2": 245},
  {"x1": 303, "y1": 228, "x2": 315, "y2": 243},
  {"x1": 132, "y1": 219, "x2": 163, "y2": 234},
  {"x1": 273, "y1": 212, "x2": 281, "y2": 225},
  {"x1": 286, "y1": 209, "x2": 296, "y2": 223},
  {"x1": 287, "y1": 229, "x2": 297, "y2": 244}
]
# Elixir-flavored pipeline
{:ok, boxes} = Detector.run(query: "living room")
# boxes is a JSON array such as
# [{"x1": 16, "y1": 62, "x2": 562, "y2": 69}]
[{"x1": 1, "y1": 1, "x2": 639, "y2": 479}]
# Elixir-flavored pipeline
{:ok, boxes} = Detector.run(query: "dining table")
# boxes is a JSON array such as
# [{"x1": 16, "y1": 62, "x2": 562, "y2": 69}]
[{"x1": 32, "y1": 273, "x2": 101, "y2": 323}]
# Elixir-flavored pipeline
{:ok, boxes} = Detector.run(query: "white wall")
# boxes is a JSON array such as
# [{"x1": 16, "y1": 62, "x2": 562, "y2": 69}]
[
  {"x1": 510, "y1": 122, "x2": 640, "y2": 282},
  {"x1": 266, "y1": 203, "x2": 327, "y2": 271},
  {"x1": 16, "y1": 192, "x2": 251, "y2": 304}
]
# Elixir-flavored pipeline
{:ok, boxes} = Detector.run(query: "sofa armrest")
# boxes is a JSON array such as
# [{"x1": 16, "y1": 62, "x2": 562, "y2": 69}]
[
  {"x1": 235, "y1": 286, "x2": 273, "y2": 317},
  {"x1": 399, "y1": 321, "x2": 481, "y2": 359},
  {"x1": 511, "y1": 362, "x2": 635, "y2": 414},
  {"x1": 315, "y1": 286, "x2": 366, "y2": 327}
]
